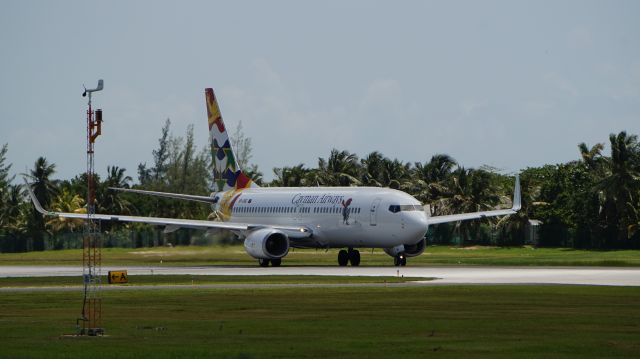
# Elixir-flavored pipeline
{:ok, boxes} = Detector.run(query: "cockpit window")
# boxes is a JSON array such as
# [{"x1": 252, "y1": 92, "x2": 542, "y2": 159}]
[{"x1": 388, "y1": 204, "x2": 423, "y2": 213}]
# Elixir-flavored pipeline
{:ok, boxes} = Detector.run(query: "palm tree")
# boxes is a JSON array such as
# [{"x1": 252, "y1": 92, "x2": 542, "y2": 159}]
[
  {"x1": 578, "y1": 142, "x2": 605, "y2": 172},
  {"x1": 46, "y1": 189, "x2": 85, "y2": 233},
  {"x1": 100, "y1": 166, "x2": 133, "y2": 215},
  {"x1": 3, "y1": 186, "x2": 30, "y2": 252},
  {"x1": 629, "y1": 211, "x2": 640, "y2": 240},
  {"x1": 25, "y1": 157, "x2": 58, "y2": 207},
  {"x1": 597, "y1": 132, "x2": 640, "y2": 243},
  {"x1": 381, "y1": 158, "x2": 411, "y2": 189},
  {"x1": 412, "y1": 154, "x2": 458, "y2": 212},
  {"x1": 316, "y1": 149, "x2": 361, "y2": 186},
  {"x1": 24, "y1": 157, "x2": 58, "y2": 250},
  {"x1": 360, "y1": 151, "x2": 385, "y2": 187},
  {"x1": 90, "y1": 166, "x2": 134, "y2": 233},
  {"x1": 574, "y1": 142, "x2": 609, "y2": 248},
  {"x1": 1, "y1": 184, "x2": 24, "y2": 232},
  {"x1": 439, "y1": 168, "x2": 503, "y2": 245},
  {"x1": 0, "y1": 144, "x2": 13, "y2": 215},
  {"x1": 420, "y1": 154, "x2": 458, "y2": 183},
  {"x1": 359, "y1": 152, "x2": 412, "y2": 189},
  {"x1": 272, "y1": 164, "x2": 309, "y2": 187}
]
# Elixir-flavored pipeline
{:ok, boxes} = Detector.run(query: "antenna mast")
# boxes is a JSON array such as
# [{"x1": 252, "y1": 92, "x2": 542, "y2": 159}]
[{"x1": 79, "y1": 79, "x2": 104, "y2": 336}]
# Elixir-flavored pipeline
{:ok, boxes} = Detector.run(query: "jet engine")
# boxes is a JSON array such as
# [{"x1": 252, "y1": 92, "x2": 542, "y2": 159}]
[
  {"x1": 383, "y1": 238, "x2": 426, "y2": 258},
  {"x1": 403, "y1": 238, "x2": 426, "y2": 257},
  {"x1": 243, "y1": 228, "x2": 290, "y2": 259}
]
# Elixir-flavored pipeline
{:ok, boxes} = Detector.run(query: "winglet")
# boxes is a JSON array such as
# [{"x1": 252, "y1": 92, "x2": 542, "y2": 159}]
[
  {"x1": 511, "y1": 174, "x2": 521, "y2": 211},
  {"x1": 22, "y1": 177, "x2": 53, "y2": 216}
]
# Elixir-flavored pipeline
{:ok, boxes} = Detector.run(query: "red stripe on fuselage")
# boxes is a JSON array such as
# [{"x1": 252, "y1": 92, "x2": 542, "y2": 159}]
[{"x1": 229, "y1": 193, "x2": 242, "y2": 211}]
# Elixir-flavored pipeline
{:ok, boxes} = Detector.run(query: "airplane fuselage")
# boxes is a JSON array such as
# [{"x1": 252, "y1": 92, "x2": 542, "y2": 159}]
[{"x1": 217, "y1": 187, "x2": 429, "y2": 249}]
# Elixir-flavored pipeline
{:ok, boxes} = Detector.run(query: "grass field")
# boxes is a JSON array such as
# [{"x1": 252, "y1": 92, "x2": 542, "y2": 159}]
[
  {"x1": 1, "y1": 245, "x2": 640, "y2": 267},
  {"x1": 0, "y1": 275, "x2": 422, "y2": 288},
  {"x1": 3, "y1": 246, "x2": 639, "y2": 358},
  {"x1": 1, "y1": 285, "x2": 639, "y2": 358}
]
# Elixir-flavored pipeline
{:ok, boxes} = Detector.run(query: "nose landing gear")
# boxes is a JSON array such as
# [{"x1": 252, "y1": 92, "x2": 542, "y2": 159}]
[
  {"x1": 393, "y1": 254, "x2": 407, "y2": 267},
  {"x1": 338, "y1": 247, "x2": 360, "y2": 266}
]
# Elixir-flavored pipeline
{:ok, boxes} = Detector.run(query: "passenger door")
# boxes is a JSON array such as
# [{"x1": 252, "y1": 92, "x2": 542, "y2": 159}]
[{"x1": 370, "y1": 198, "x2": 381, "y2": 226}]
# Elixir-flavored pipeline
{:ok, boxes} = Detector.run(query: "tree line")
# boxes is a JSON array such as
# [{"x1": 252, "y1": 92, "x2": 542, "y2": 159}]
[{"x1": 1, "y1": 120, "x2": 639, "y2": 252}]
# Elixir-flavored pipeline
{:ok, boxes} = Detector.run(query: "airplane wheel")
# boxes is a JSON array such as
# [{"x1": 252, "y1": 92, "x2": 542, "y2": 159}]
[
  {"x1": 338, "y1": 250, "x2": 349, "y2": 266},
  {"x1": 349, "y1": 250, "x2": 361, "y2": 266},
  {"x1": 271, "y1": 258, "x2": 282, "y2": 267},
  {"x1": 259, "y1": 258, "x2": 270, "y2": 267},
  {"x1": 394, "y1": 255, "x2": 406, "y2": 267}
]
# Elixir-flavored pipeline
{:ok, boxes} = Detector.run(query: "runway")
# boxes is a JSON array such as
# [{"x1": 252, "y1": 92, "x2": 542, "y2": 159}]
[{"x1": 2, "y1": 265, "x2": 640, "y2": 286}]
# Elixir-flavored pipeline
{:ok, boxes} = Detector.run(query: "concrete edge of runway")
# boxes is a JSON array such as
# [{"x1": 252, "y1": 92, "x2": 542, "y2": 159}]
[
  {"x1": 2, "y1": 265, "x2": 640, "y2": 289},
  {"x1": 3, "y1": 280, "x2": 633, "y2": 294}
]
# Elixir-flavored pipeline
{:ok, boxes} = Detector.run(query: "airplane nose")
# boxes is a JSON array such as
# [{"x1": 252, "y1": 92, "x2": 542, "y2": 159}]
[{"x1": 405, "y1": 211, "x2": 429, "y2": 238}]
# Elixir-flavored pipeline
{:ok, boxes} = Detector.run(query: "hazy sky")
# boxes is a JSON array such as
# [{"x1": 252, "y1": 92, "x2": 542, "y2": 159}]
[{"x1": 1, "y1": 0, "x2": 639, "y2": 183}]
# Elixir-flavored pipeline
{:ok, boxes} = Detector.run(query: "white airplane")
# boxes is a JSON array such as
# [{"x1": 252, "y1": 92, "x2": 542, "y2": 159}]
[{"x1": 26, "y1": 88, "x2": 521, "y2": 267}]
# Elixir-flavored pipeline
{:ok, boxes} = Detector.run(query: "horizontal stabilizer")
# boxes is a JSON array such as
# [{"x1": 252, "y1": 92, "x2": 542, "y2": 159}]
[{"x1": 109, "y1": 187, "x2": 217, "y2": 204}]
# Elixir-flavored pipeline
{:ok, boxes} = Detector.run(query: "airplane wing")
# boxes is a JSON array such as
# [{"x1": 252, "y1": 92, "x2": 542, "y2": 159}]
[
  {"x1": 23, "y1": 179, "x2": 311, "y2": 239},
  {"x1": 427, "y1": 175, "x2": 521, "y2": 225}
]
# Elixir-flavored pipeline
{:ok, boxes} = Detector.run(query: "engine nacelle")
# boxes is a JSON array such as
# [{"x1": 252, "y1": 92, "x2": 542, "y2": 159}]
[
  {"x1": 243, "y1": 228, "x2": 290, "y2": 260},
  {"x1": 383, "y1": 238, "x2": 426, "y2": 258},
  {"x1": 403, "y1": 238, "x2": 426, "y2": 257}
]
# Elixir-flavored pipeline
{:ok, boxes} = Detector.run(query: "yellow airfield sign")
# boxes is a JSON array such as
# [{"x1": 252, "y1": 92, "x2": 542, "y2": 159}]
[{"x1": 108, "y1": 271, "x2": 128, "y2": 284}]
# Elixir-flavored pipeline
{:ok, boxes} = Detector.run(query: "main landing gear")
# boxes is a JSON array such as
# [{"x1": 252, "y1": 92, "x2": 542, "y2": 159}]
[
  {"x1": 338, "y1": 247, "x2": 360, "y2": 266},
  {"x1": 394, "y1": 254, "x2": 407, "y2": 267},
  {"x1": 258, "y1": 258, "x2": 282, "y2": 267}
]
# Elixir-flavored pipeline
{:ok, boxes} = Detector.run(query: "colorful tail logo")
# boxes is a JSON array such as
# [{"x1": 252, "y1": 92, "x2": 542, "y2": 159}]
[{"x1": 205, "y1": 88, "x2": 254, "y2": 192}]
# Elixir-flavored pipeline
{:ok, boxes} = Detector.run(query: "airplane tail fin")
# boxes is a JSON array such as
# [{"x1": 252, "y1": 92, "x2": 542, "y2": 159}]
[{"x1": 205, "y1": 88, "x2": 257, "y2": 192}]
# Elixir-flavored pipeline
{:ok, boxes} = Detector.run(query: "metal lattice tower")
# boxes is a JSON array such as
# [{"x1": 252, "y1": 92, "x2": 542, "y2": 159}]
[{"x1": 79, "y1": 80, "x2": 104, "y2": 336}]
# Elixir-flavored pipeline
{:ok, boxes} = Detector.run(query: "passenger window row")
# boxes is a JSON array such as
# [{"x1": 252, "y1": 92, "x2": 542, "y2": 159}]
[{"x1": 232, "y1": 206, "x2": 362, "y2": 215}]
